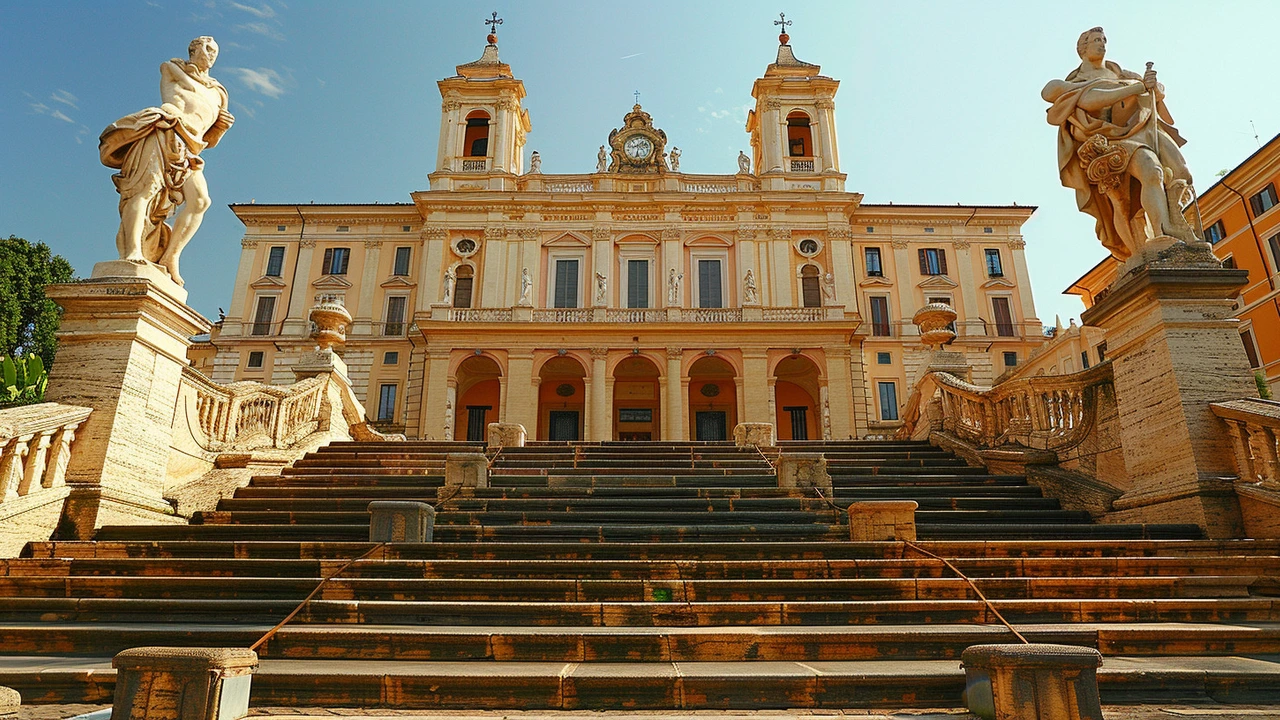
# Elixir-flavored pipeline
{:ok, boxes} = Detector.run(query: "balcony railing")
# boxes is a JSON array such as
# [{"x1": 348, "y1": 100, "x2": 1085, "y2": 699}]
[
  {"x1": 788, "y1": 157, "x2": 816, "y2": 173},
  {"x1": 606, "y1": 308, "x2": 668, "y2": 323},
  {"x1": 460, "y1": 158, "x2": 489, "y2": 173},
  {"x1": 533, "y1": 308, "x2": 594, "y2": 323},
  {"x1": 684, "y1": 308, "x2": 742, "y2": 322},
  {"x1": 436, "y1": 306, "x2": 845, "y2": 324},
  {"x1": 545, "y1": 181, "x2": 594, "y2": 193},
  {"x1": 449, "y1": 308, "x2": 514, "y2": 322}
]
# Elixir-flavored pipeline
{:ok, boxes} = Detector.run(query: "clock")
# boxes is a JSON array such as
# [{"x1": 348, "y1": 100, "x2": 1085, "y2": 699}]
[{"x1": 624, "y1": 136, "x2": 653, "y2": 160}]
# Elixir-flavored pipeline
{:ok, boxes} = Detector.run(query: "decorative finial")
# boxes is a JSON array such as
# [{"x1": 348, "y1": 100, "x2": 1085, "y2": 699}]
[
  {"x1": 485, "y1": 11, "x2": 503, "y2": 44},
  {"x1": 634, "y1": 90, "x2": 641, "y2": 106},
  {"x1": 774, "y1": 12, "x2": 792, "y2": 44}
]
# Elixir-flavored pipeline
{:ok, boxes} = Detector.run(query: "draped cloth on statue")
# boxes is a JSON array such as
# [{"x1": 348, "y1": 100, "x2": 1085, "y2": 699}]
[{"x1": 1046, "y1": 61, "x2": 1186, "y2": 260}]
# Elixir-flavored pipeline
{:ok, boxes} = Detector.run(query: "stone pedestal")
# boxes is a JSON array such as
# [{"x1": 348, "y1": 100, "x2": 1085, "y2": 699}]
[
  {"x1": 112, "y1": 647, "x2": 257, "y2": 720},
  {"x1": 848, "y1": 500, "x2": 917, "y2": 541},
  {"x1": 733, "y1": 422, "x2": 775, "y2": 447},
  {"x1": 445, "y1": 453, "x2": 488, "y2": 488},
  {"x1": 487, "y1": 423, "x2": 527, "y2": 448},
  {"x1": 44, "y1": 270, "x2": 210, "y2": 539},
  {"x1": 0, "y1": 686, "x2": 17, "y2": 718},
  {"x1": 368, "y1": 500, "x2": 435, "y2": 542},
  {"x1": 1081, "y1": 265, "x2": 1252, "y2": 538},
  {"x1": 776, "y1": 453, "x2": 831, "y2": 492},
  {"x1": 961, "y1": 644, "x2": 1103, "y2": 720}
]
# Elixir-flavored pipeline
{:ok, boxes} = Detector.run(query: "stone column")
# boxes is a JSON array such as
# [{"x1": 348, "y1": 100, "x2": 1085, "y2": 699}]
[
  {"x1": 352, "y1": 240, "x2": 382, "y2": 335},
  {"x1": 223, "y1": 240, "x2": 259, "y2": 336},
  {"x1": 282, "y1": 240, "x2": 315, "y2": 336},
  {"x1": 1081, "y1": 263, "x2": 1252, "y2": 537},
  {"x1": 742, "y1": 351, "x2": 771, "y2": 424},
  {"x1": 506, "y1": 353, "x2": 536, "y2": 432},
  {"x1": 1009, "y1": 238, "x2": 1039, "y2": 329},
  {"x1": 824, "y1": 346, "x2": 854, "y2": 439},
  {"x1": 423, "y1": 351, "x2": 451, "y2": 441},
  {"x1": 953, "y1": 240, "x2": 981, "y2": 335},
  {"x1": 590, "y1": 348, "x2": 609, "y2": 441},
  {"x1": 665, "y1": 347, "x2": 684, "y2": 441},
  {"x1": 891, "y1": 239, "x2": 916, "y2": 330},
  {"x1": 44, "y1": 266, "x2": 208, "y2": 539}
]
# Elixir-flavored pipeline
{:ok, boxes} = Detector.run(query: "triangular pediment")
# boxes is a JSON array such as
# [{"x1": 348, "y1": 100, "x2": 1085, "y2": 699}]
[
  {"x1": 916, "y1": 274, "x2": 958, "y2": 289},
  {"x1": 982, "y1": 276, "x2": 1016, "y2": 289},
  {"x1": 616, "y1": 233, "x2": 658, "y2": 245},
  {"x1": 249, "y1": 275, "x2": 286, "y2": 289},
  {"x1": 543, "y1": 232, "x2": 591, "y2": 248},
  {"x1": 859, "y1": 276, "x2": 893, "y2": 288},
  {"x1": 311, "y1": 274, "x2": 353, "y2": 289},
  {"x1": 684, "y1": 234, "x2": 732, "y2": 247},
  {"x1": 381, "y1": 276, "x2": 417, "y2": 289}
]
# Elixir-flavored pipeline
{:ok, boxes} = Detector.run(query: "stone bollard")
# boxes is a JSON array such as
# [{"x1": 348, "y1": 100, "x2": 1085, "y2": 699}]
[
  {"x1": 776, "y1": 453, "x2": 832, "y2": 492},
  {"x1": 368, "y1": 501, "x2": 436, "y2": 542},
  {"x1": 961, "y1": 644, "x2": 1104, "y2": 720},
  {"x1": 0, "y1": 686, "x2": 18, "y2": 718},
  {"x1": 848, "y1": 500, "x2": 918, "y2": 541},
  {"x1": 111, "y1": 647, "x2": 257, "y2": 720},
  {"x1": 445, "y1": 453, "x2": 488, "y2": 488},
  {"x1": 733, "y1": 422, "x2": 775, "y2": 447},
  {"x1": 487, "y1": 422, "x2": 527, "y2": 448}
]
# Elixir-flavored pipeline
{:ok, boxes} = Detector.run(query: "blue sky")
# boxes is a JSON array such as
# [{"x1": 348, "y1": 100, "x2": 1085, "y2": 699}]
[{"x1": 3, "y1": 1, "x2": 1278, "y2": 326}]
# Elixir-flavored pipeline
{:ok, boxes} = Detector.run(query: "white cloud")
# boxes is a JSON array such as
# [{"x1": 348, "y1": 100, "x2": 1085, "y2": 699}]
[
  {"x1": 236, "y1": 21, "x2": 284, "y2": 40},
  {"x1": 228, "y1": 1, "x2": 275, "y2": 18},
  {"x1": 50, "y1": 110, "x2": 75, "y2": 124},
  {"x1": 227, "y1": 67, "x2": 286, "y2": 98},
  {"x1": 619, "y1": 52, "x2": 643, "y2": 60},
  {"x1": 50, "y1": 90, "x2": 78, "y2": 109}
]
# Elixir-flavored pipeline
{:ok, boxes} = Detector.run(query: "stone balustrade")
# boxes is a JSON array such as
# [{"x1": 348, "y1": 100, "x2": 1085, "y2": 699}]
[
  {"x1": 1210, "y1": 397, "x2": 1280, "y2": 539},
  {"x1": 182, "y1": 368, "x2": 328, "y2": 452},
  {"x1": 0, "y1": 403, "x2": 91, "y2": 505},
  {"x1": 434, "y1": 306, "x2": 846, "y2": 324}
]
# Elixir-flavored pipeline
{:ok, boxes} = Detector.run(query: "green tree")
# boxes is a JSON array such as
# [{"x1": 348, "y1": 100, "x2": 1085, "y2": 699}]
[{"x1": 0, "y1": 235, "x2": 75, "y2": 367}]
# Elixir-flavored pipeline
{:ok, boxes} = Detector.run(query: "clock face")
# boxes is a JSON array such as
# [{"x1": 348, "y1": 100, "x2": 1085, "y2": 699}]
[{"x1": 624, "y1": 136, "x2": 653, "y2": 160}]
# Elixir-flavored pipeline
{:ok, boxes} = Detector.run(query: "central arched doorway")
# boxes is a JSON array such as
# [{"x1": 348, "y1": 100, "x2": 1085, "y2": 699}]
[
  {"x1": 537, "y1": 356, "x2": 586, "y2": 441},
  {"x1": 612, "y1": 355, "x2": 661, "y2": 440},
  {"x1": 688, "y1": 355, "x2": 737, "y2": 441},
  {"x1": 455, "y1": 355, "x2": 501, "y2": 442},
  {"x1": 774, "y1": 355, "x2": 821, "y2": 441}
]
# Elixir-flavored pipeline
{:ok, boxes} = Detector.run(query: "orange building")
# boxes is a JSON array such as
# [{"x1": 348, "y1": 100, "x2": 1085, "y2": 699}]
[{"x1": 1066, "y1": 133, "x2": 1280, "y2": 392}]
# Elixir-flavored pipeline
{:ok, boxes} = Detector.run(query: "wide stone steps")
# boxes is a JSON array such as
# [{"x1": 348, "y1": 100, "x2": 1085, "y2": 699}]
[{"x1": 215, "y1": 496, "x2": 1066, "y2": 512}]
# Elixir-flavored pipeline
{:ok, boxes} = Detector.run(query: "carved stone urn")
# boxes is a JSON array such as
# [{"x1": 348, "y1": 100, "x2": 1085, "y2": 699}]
[
  {"x1": 912, "y1": 302, "x2": 957, "y2": 351},
  {"x1": 310, "y1": 294, "x2": 351, "y2": 351}
]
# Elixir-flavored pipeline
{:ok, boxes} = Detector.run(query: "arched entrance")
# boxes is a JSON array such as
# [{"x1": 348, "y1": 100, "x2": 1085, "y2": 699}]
[
  {"x1": 774, "y1": 355, "x2": 821, "y2": 441},
  {"x1": 612, "y1": 355, "x2": 661, "y2": 441},
  {"x1": 688, "y1": 356, "x2": 737, "y2": 441},
  {"x1": 454, "y1": 355, "x2": 501, "y2": 442},
  {"x1": 537, "y1": 356, "x2": 586, "y2": 441}
]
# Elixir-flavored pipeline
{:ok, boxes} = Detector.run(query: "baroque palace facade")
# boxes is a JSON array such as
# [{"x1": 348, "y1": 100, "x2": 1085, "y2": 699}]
[{"x1": 202, "y1": 32, "x2": 1045, "y2": 442}]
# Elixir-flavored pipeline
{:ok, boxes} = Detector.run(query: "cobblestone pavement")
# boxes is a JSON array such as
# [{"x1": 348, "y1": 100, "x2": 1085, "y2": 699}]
[{"x1": 17, "y1": 706, "x2": 1280, "y2": 719}]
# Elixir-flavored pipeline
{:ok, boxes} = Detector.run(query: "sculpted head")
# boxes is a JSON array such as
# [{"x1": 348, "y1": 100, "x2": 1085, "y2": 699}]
[
  {"x1": 188, "y1": 36, "x2": 219, "y2": 71},
  {"x1": 1076, "y1": 27, "x2": 1106, "y2": 63}
]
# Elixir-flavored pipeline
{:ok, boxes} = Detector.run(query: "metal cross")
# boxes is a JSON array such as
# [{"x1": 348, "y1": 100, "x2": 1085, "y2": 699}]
[
  {"x1": 485, "y1": 11, "x2": 503, "y2": 34},
  {"x1": 634, "y1": 90, "x2": 641, "y2": 105},
  {"x1": 774, "y1": 12, "x2": 792, "y2": 32}
]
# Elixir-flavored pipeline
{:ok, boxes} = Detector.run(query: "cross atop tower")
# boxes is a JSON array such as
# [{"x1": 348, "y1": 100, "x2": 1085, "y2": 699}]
[
  {"x1": 485, "y1": 11, "x2": 503, "y2": 42},
  {"x1": 774, "y1": 12, "x2": 792, "y2": 44},
  {"x1": 634, "y1": 90, "x2": 641, "y2": 105}
]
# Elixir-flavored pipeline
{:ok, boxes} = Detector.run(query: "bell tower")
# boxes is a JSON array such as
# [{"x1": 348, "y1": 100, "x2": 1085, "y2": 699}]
[
  {"x1": 745, "y1": 14, "x2": 844, "y2": 191},
  {"x1": 430, "y1": 13, "x2": 531, "y2": 191}
]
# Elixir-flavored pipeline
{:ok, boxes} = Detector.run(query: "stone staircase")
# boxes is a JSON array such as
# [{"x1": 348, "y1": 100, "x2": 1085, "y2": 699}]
[{"x1": 0, "y1": 439, "x2": 1277, "y2": 711}]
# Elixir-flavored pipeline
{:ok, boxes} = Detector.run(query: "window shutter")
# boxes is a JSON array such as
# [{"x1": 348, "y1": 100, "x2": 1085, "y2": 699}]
[
  {"x1": 1252, "y1": 194, "x2": 1264, "y2": 217},
  {"x1": 937, "y1": 250, "x2": 948, "y2": 275},
  {"x1": 698, "y1": 260, "x2": 722, "y2": 308},
  {"x1": 627, "y1": 260, "x2": 648, "y2": 308},
  {"x1": 339, "y1": 249, "x2": 350, "y2": 274},
  {"x1": 554, "y1": 259, "x2": 579, "y2": 308},
  {"x1": 918, "y1": 249, "x2": 927, "y2": 274},
  {"x1": 802, "y1": 276, "x2": 821, "y2": 307},
  {"x1": 322, "y1": 248, "x2": 333, "y2": 274}
]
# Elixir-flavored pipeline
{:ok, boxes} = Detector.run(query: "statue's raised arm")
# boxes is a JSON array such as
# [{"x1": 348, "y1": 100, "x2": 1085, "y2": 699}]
[
  {"x1": 1044, "y1": 27, "x2": 1203, "y2": 265},
  {"x1": 99, "y1": 36, "x2": 233, "y2": 287}
]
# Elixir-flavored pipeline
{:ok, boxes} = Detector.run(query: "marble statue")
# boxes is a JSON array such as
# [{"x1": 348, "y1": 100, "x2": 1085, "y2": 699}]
[
  {"x1": 518, "y1": 267, "x2": 533, "y2": 306},
  {"x1": 597, "y1": 146, "x2": 608, "y2": 173},
  {"x1": 737, "y1": 150, "x2": 751, "y2": 174},
  {"x1": 99, "y1": 36, "x2": 234, "y2": 286},
  {"x1": 667, "y1": 268, "x2": 683, "y2": 305},
  {"x1": 821, "y1": 272, "x2": 836, "y2": 301},
  {"x1": 669, "y1": 147, "x2": 681, "y2": 172},
  {"x1": 442, "y1": 268, "x2": 456, "y2": 305},
  {"x1": 743, "y1": 269, "x2": 759, "y2": 305},
  {"x1": 1043, "y1": 27, "x2": 1198, "y2": 262},
  {"x1": 442, "y1": 399, "x2": 454, "y2": 441},
  {"x1": 528, "y1": 151, "x2": 541, "y2": 174},
  {"x1": 595, "y1": 272, "x2": 607, "y2": 306}
]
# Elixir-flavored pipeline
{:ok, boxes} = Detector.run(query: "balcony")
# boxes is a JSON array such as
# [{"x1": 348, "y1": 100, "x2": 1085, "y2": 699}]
[
  {"x1": 459, "y1": 157, "x2": 489, "y2": 173},
  {"x1": 788, "y1": 157, "x2": 816, "y2": 173}
]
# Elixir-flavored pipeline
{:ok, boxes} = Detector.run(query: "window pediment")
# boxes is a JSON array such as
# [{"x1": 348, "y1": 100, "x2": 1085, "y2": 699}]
[
  {"x1": 249, "y1": 275, "x2": 286, "y2": 289},
  {"x1": 543, "y1": 232, "x2": 591, "y2": 248},
  {"x1": 616, "y1": 233, "x2": 659, "y2": 246},
  {"x1": 916, "y1": 274, "x2": 958, "y2": 290},
  {"x1": 312, "y1": 274, "x2": 353, "y2": 289},
  {"x1": 381, "y1": 276, "x2": 417, "y2": 289},
  {"x1": 859, "y1": 276, "x2": 893, "y2": 288},
  {"x1": 684, "y1": 234, "x2": 732, "y2": 248},
  {"x1": 982, "y1": 276, "x2": 1016, "y2": 289}
]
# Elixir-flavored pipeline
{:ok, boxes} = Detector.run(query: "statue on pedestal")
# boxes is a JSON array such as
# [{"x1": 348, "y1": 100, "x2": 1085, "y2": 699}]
[
  {"x1": 743, "y1": 269, "x2": 759, "y2": 305},
  {"x1": 1043, "y1": 27, "x2": 1202, "y2": 263},
  {"x1": 667, "y1": 268, "x2": 683, "y2": 306},
  {"x1": 669, "y1": 147, "x2": 681, "y2": 172},
  {"x1": 518, "y1": 267, "x2": 533, "y2": 306},
  {"x1": 737, "y1": 151, "x2": 751, "y2": 174},
  {"x1": 442, "y1": 268, "x2": 456, "y2": 305},
  {"x1": 594, "y1": 272, "x2": 608, "y2": 306},
  {"x1": 99, "y1": 36, "x2": 234, "y2": 286},
  {"x1": 528, "y1": 151, "x2": 541, "y2": 174},
  {"x1": 597, "y1": 146, "x2": 608, "y2": 173}
]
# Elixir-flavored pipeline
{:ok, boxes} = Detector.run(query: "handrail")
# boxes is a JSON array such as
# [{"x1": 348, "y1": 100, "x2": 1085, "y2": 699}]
[
  {"x1": 183, "y1": 368, "x2": 328, "y2": 451},
  {"x1": 1211, "y1": 397, "x2": 1280, "y2": 489},
  {"x1": 0, "y1": 402, "x2": 92, "y2": 503}
]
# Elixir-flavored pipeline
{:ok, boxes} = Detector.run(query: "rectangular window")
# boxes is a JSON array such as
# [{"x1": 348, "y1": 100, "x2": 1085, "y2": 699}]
[
  {"x1": 322, "y1": 247, "x2": 350, "y2": 275},
  {"x1": 383, "y1": 351, "x2": 399, "y2": 365},
  {"x1": 393, "y1": 247, "x2": 411, "y2": 276},
  {"x1": 265, "y1": 246, "x2": 285, "y2": 277},
  {"x1": 1096, "y1": 342, "x2": 1107, "y2": 362},
  {"x1": 1250, "y1": 183, "x2": 1278, "y2": 217},
  {"x1": 1004, "y1": 351, "x2": 1018, "y2": 368},
  {"x1": 627, "y1": 259, "x2": 649, "y2": 308},
  {"x1": 984, "y1": 248, "x2": 1004, "y2": 277},
  {"x1": 1205, "y1": 220, "x2": 1226, "y2": 244},
  {"x1": 876, "y1": 351, "x2": 891, "y2": 365},
  {"x1": 384, "y1": 296, "x2": 406, "y2": 336},
  {"x1": 1080, "y1": 351, "x2": 1090, "y2": 370},
  {"x1": 864, "y1": 247, "x2": 883, "y2": 277},
  {"x1": 554, "y1": 259, "x2": 579, "y2": 308},
  {"x1": 918, "y1": 248, "x2": 948, "y2": 275},
  {"x1": 246, "y1": 351, "x2": 264, "y2": 369},
  {"x1": 1242, "y1": 330, "x2": 1261, "y2": 369},
  {"x1": 992, "y1": 297, "x2": 1015, "y2": 337},
  {"x1": 251, "y1": 296, "x2": 276, "y2": 336},
  {"x1": 1222, "y1": 255, "x2": 1237, "y2": 269},
  {"x1": 1269, "y1": 234, "x2": 1280, "y2": 270},
  {"x1": 869, "y1": 296, "x2": 891, "y2": 336},
  {"x1": 877, "y1": 381, "x2": 899, "y2": 421},
  {"x1": 377, "y1": 384, "x2": 397, "y2": 422},
  {"x1": 697, "y1": 259, "x2": 723, "y2": 308}
]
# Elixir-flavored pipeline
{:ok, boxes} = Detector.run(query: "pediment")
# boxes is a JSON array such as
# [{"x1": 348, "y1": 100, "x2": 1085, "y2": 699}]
[
  {"x1": 916, "y1": 274, "x2": 958, "y2": 289},
  {"x1": 615, "y1": 233, "x2": 658, "y2": 245},
  {"x1": 311, "y1": 274, "x2": 353, "y2": 289},
  {"x1": 249, "y1": 275, "x2": 286, "y2": 289},
  {"x1": 543, "y1": 232, "x2": 591, "y2": 248},
  {"x1": 684, "y1": 234, "x2": 733, "y2": 248},
  {"x1": 381, "y1": 276, "x2": 417, "y2": 289},
  {"x1": 859, "y1": 276, "x2": 893, "y2": 288},
  {"x1": 982, "y1": 276, "x2": 1016, "y2": 289}
]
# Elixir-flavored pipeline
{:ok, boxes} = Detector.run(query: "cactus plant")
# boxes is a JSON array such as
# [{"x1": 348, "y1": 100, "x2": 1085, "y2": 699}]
[{"x1": 1, "y1": 353, "x2": 48, "y2": 406}]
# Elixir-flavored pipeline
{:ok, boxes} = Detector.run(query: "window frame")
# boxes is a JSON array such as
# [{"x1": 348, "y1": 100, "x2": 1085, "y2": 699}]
[
  {"x1": 251, "y1": 294, "x2": 277, "y2": 336},
  {"x1": 322, "y1": 247, "x2": 350, "y2": 276},
  {"x1": 689, "y1": 249, "x2": 729, "y2": 309},
  {"x1": 868, "y1": 295, "x2": 891, "y2": 337},
  {"x1": 392, "y1": 246, "x2": 412, "y2": 277},
  {"x1": 377, "y1": 383, "x2": 398, "y2": 422},
  {"x1": 1004, "y1": 351, "x2": 1019, "y2": 368},
  {"x1": 918, "y1": 247, "x2": 948, "y2": 276},
  {"x1": 991, "y1": 295, "x2": 1016, "y2": 337},
  {"x1": 1241, "y1": 328, "x2": 1262, "y2": 369},
  {"x1": 1250, "y1": 183, "x2": 1278, "y2": 217},
  {"x1": 1205, "y1": 220, "x2": 1226, "y2": 244},
  {"x1": 984, "y1": 248, "x2": 1004, "y2": 277},
  {"x1": 383, "y1": 294, "x2": 408, "y2": 336},
  {"x1": 548, "y1": 253, "x2": 585, "y2": 309},
  {"x1": 265, "y1": 246, "x2": 286, "y2": 277},
  {"x1": 864, "y1": 247, "x2": 883, "y2": 277},
  {"x1": 877, "y1": 381, "x2": 899, "y2": 421},
  {"x1": 246, "y1": 351, "x2": 265, "y2": 369},
  {"x1": 617, "y1": 247, "x2": 655, "y2": 310}
]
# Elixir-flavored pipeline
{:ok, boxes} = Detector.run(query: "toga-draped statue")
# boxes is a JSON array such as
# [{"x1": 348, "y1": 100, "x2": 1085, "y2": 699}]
[
  {"x1": 1043, "y1": 27, "x2": 1200, "y2": 263},
  {"x1": 100, "y1": 36, "x2": 234, "y2": 286}
]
